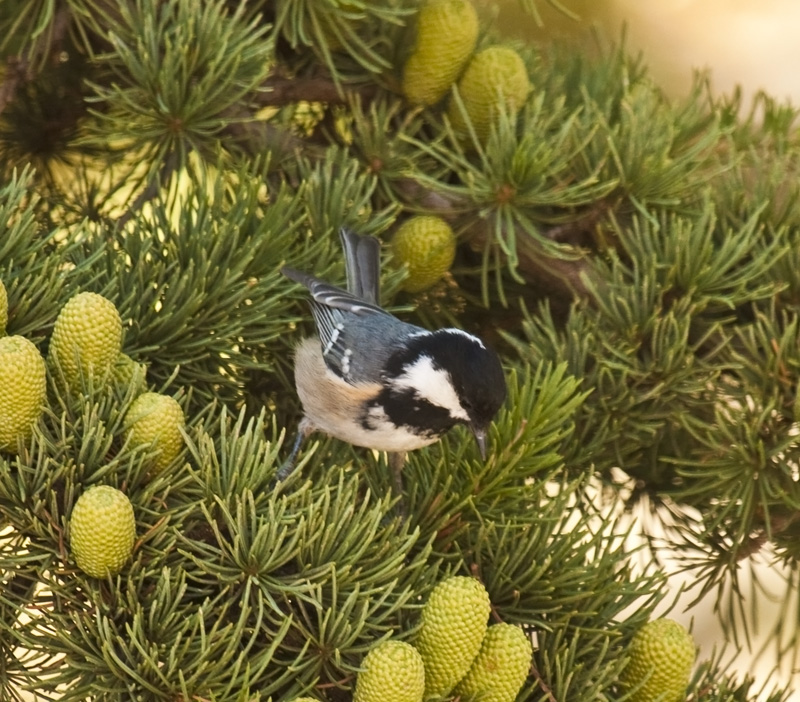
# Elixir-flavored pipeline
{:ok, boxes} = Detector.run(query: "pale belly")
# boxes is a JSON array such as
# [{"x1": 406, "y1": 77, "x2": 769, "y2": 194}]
[{"x1": 294, "y1": 337, "x2": 442, "y2": 453}]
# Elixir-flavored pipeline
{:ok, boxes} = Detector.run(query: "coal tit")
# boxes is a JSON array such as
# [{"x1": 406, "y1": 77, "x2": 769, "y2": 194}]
[{"x1": 279, "y1": 228, "x2": 506, "y2": 486}]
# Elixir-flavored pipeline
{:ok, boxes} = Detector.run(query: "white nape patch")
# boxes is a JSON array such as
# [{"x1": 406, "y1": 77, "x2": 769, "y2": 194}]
[
  {"x1": 391, "y1": 355, "x2": 469, "y2": 421},
  {"x1": 410, "y1": 328, "x2": 485, "y2": 349},
  {"x1": 446, "y1": 328, "x2": 485, "y2": 349}
]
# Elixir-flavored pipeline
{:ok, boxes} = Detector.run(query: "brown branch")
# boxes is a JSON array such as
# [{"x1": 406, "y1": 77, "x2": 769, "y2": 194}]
[
  {"x1": 393, "y1": 177, "x2": 465, "y2": 214},
  {"x1": 50, "y1": 4, "x2": 73, "y2": 53},
  {"x1": 254, "y1": 74, "x2": 379, "y2": 108},
  {"x1": 530, "y1": 660, "x2": 559, "y2": 702},
  {"x1": 0, "y1": 56, "x2": 28, "y2": 116},
  {"x1": 463, "y1": 218, "x2": 592, "y2": 299},
  {"x1": 0, "y1": 4, "x2": 72, "y2": 116}
]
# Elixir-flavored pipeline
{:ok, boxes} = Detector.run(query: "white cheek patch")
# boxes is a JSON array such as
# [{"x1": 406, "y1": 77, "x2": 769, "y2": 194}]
[{"x1": 391, "y1": 355, "x2": 469, "y2": 421}]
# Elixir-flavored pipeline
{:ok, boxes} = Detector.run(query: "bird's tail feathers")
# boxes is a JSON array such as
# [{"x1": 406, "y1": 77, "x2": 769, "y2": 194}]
[{"x1": 340, "y1": 228, "x2": 381, "y2": 304}]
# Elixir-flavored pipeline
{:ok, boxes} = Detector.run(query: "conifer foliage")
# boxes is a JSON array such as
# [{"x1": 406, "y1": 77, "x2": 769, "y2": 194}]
[{"x1": 1, "y1": 1, "x2": 799, "y2": 700}]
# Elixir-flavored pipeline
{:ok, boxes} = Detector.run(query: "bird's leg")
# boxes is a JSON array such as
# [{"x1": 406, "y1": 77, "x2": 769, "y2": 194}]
[
  {"x1": 275, "y1": 418, "x2": 313, "y2": 482},
  {"x1": 388, "y1": 451, "x2": 406, "y2": 497},
  {"x1": 388, "y1": 451, "x2": 407, "y2": 516}
]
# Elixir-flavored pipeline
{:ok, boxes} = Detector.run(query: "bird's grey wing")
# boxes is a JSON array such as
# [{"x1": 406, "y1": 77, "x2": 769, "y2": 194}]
[{"x1": 283, "y1": 266, "x2": 402, "y2": 383}]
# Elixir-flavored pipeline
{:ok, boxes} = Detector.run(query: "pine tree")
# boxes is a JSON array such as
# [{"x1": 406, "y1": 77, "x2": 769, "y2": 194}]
[{"x1": 1, "y1": 1, "x2": 799, "y2": 700}]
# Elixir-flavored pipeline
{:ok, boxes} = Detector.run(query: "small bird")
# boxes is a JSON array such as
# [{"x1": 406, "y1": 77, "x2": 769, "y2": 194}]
[{"x1": 279, "y1": 228, "x2": 507, "y2": 493}]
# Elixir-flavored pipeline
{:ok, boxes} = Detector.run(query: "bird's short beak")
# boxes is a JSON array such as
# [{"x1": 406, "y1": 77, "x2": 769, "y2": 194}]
[{"x1": 471, "y1": 425, "x2": 488, "y2": 461}]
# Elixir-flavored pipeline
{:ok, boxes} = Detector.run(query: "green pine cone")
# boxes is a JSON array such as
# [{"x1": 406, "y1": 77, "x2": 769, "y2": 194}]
[
  {"x1": 391, "y1": 215, "x2": 456, "y2": 292},
  {"x1": 402, "y1": 0, "x2": 479, "y2": 106},
  {"x1": 48, "y1": 292, "x2": 122, "y2": 389},
  {"x1": 354, "y1": 640, "x2": 425, "y2": 702},
  {"x1": 125, "y1": 392, "x2": 185, "y2": 474},
  {"x1": 0, "y1": 278, "x2": 7, "y2": 335},
  {"x1": 416, "y1": 575, "x2": 491, "y2": 698},
  {"x1": 620, "y1": 618, "x2": 695, "y2": 702},
  {"x1": 70, "y1": 485, "x2": 136, "y2": 578},
  {"x1": 454, "y1": 623, "x2": 532, "y2": 702},
  {"x1": 0, "y1": 336, "x2": 46, "y2": 453},
  {"x1": 448, "y1": 45, "x2": 531, "y2": 143}
]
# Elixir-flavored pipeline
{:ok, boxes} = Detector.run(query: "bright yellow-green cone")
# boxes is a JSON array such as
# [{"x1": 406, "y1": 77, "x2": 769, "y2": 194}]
[
  {"x1": 391, "y1": 215, "x2": 456, "y2": 293},
  {"x1": 0, "y1": 336, "x2": 46, "y2": 453},
  {"x1": 353, "y1": 640, "x2": 425, "y2": 702},
  {"x1": 0, "y1": 278, "x2": 8, "y2": 335},
  {"x1": 620, "y1": 618, "x2": 695, "y2": 702},
  {"x1": 416, "y1": 575, "x2": 490, "y2": 698},
  {"x1": 455, "y1": 623, "x2": 532, "y2": 702},
  {"x1": 70, "y1": 485, "x2": 136, "y2": 578},
  {"x1": 125, "y1": 392, "x2": 185, "y2": 473},
  {"x1": 402, "y1": 0, "x2": 478, "y2": 106},
  {"x1": 448, "y1": 45, "x2": 532, "y2": 143},
  {"x1": 48, "y1": 292, "x2": 122, "y2": 389}
]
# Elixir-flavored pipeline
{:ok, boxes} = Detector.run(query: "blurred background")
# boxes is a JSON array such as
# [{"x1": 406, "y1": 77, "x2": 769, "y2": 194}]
[
  {"x1": 494, "y1": 0, "x2": 800, "y2": 107},
  {"x1": 492, "y1": 0, "x2": 800, "y2": 698}
]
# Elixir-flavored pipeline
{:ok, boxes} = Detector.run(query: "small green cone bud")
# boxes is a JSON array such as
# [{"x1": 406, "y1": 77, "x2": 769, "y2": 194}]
[
  {"x1": 455, "y1": 623, "x2": 532, "y2": 702},
  {"x1": 125, "y1": 392, "x2": 185, "y2": 473},
  {"x1": 113, "y1": 352, "x2": 147, "y2": 392},
  {"x1": 0, "y1": 278, "x2": 8, "y2": 335},
  {"x1": 416, "y1": 575, "x2": 491, "y2": 698},
  {"x1": 391, "y1": 215, "x2": 456, "y2": 293},
  {"x1": 0, "y1": 336, "x2": 46, "y2": 453},
  {"x1": 620, "y1": 618, "x2": 695, "y2": 702},
  {"x1": 354, "y1": 640, "x2": 425, "y2": 702},
  {"x1": 402, "y1": 0, "x2": 479, "y2": 106},
  {"x1": 448, "y1": 45, "x2": 531, "y2": 143},
  {"x1": 48, "y1": 292, "x2": 122, "y2": 389},
  {"x1": 70, "y1": 485, "x2": 136, "y2": 578}
]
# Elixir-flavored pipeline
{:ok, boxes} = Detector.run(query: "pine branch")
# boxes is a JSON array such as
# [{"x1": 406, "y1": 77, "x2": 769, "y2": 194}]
[{"x1": 3, "y1": 1, "x2": 800, "y2": 698}]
